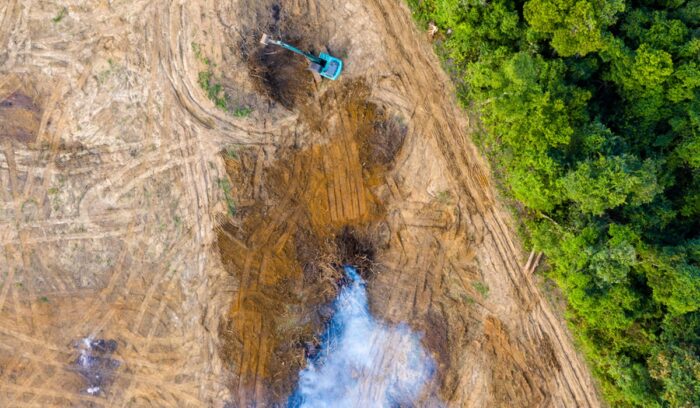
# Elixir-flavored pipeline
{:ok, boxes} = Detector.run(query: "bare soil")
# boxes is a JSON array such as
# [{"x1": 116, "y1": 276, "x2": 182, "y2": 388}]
[{"x1": 0, "y1": 0, "x2": 600, "y2": 407}]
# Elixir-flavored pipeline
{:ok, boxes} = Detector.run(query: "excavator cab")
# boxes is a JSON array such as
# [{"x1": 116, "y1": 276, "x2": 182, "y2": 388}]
[{"x1": 315, "y1": 53, "x2": 343, "y2": 80}]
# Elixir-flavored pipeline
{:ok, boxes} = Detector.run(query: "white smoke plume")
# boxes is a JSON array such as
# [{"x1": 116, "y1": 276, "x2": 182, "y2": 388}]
[{"x1": 290, "y1": 266, "x2": 435, "y2": 407}]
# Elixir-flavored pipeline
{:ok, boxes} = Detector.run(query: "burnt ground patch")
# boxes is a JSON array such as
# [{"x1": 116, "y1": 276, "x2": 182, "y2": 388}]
[
  {"x1": 0, "y1": 90, "x2": 42, "y2": 144},
  {"x1": 335, "y1": 226, "x2": 377, "y2": 280}
]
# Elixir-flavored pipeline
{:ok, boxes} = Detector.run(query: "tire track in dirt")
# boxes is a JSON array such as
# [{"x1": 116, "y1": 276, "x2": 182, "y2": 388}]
[
  {"x1": 7, "y1": 79, "x2": 68, "y2": 334},
  {"x1": 0, "y1": 1, "x2": 19, "y2": 54},
  {"x1": 2, "y1": 139, "x2": 39, "y2": 333}
]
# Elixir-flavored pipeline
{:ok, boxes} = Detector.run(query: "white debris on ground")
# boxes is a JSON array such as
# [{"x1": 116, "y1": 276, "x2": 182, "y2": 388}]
[{"x1": 74, "y1": 337, "x2": 120, "y2": 396}]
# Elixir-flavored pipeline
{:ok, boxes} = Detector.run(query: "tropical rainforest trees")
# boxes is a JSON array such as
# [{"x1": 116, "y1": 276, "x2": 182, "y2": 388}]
[{"x1": 408, "y1": 0, "x2": 700, "y2": 406}]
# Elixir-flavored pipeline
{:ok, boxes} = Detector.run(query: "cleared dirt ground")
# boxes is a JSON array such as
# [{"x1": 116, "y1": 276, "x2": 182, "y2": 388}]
[{"x1": 0, "y1": 0, "x2": 601, "y2": 407}]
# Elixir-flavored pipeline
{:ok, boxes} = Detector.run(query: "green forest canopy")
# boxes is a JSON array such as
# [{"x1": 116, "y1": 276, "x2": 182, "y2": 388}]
[{"x1": 407, "y1": 0, "x2": 700, "y2": 406}]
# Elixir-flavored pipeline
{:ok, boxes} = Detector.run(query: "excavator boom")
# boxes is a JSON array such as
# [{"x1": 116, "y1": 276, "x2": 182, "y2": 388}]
[{"x1": 259, "y1": 33, "x2": 343, "y2": 80}]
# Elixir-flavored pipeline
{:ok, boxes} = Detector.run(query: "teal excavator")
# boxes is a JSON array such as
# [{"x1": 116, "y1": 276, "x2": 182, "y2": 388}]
[{"x1": 260, "y1": 34, "x2": 343, "y2": 80}]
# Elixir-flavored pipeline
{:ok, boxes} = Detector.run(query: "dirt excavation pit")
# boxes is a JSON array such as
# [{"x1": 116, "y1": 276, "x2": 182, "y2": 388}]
[
  {"x1": 248, "y1": 39, "x2": 315, "y2": 110},
  {"x1": 241, "y1": 5, "x2": 307, "y2": 106},
  {"x1": 240, "y1": 2, "x2": 346, "y2": 111}
]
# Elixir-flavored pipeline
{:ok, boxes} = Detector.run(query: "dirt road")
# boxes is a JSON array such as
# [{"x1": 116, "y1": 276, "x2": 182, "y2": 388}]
[{"x1": 0, "y1": 0, "x2": 600, "y2": 406}]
